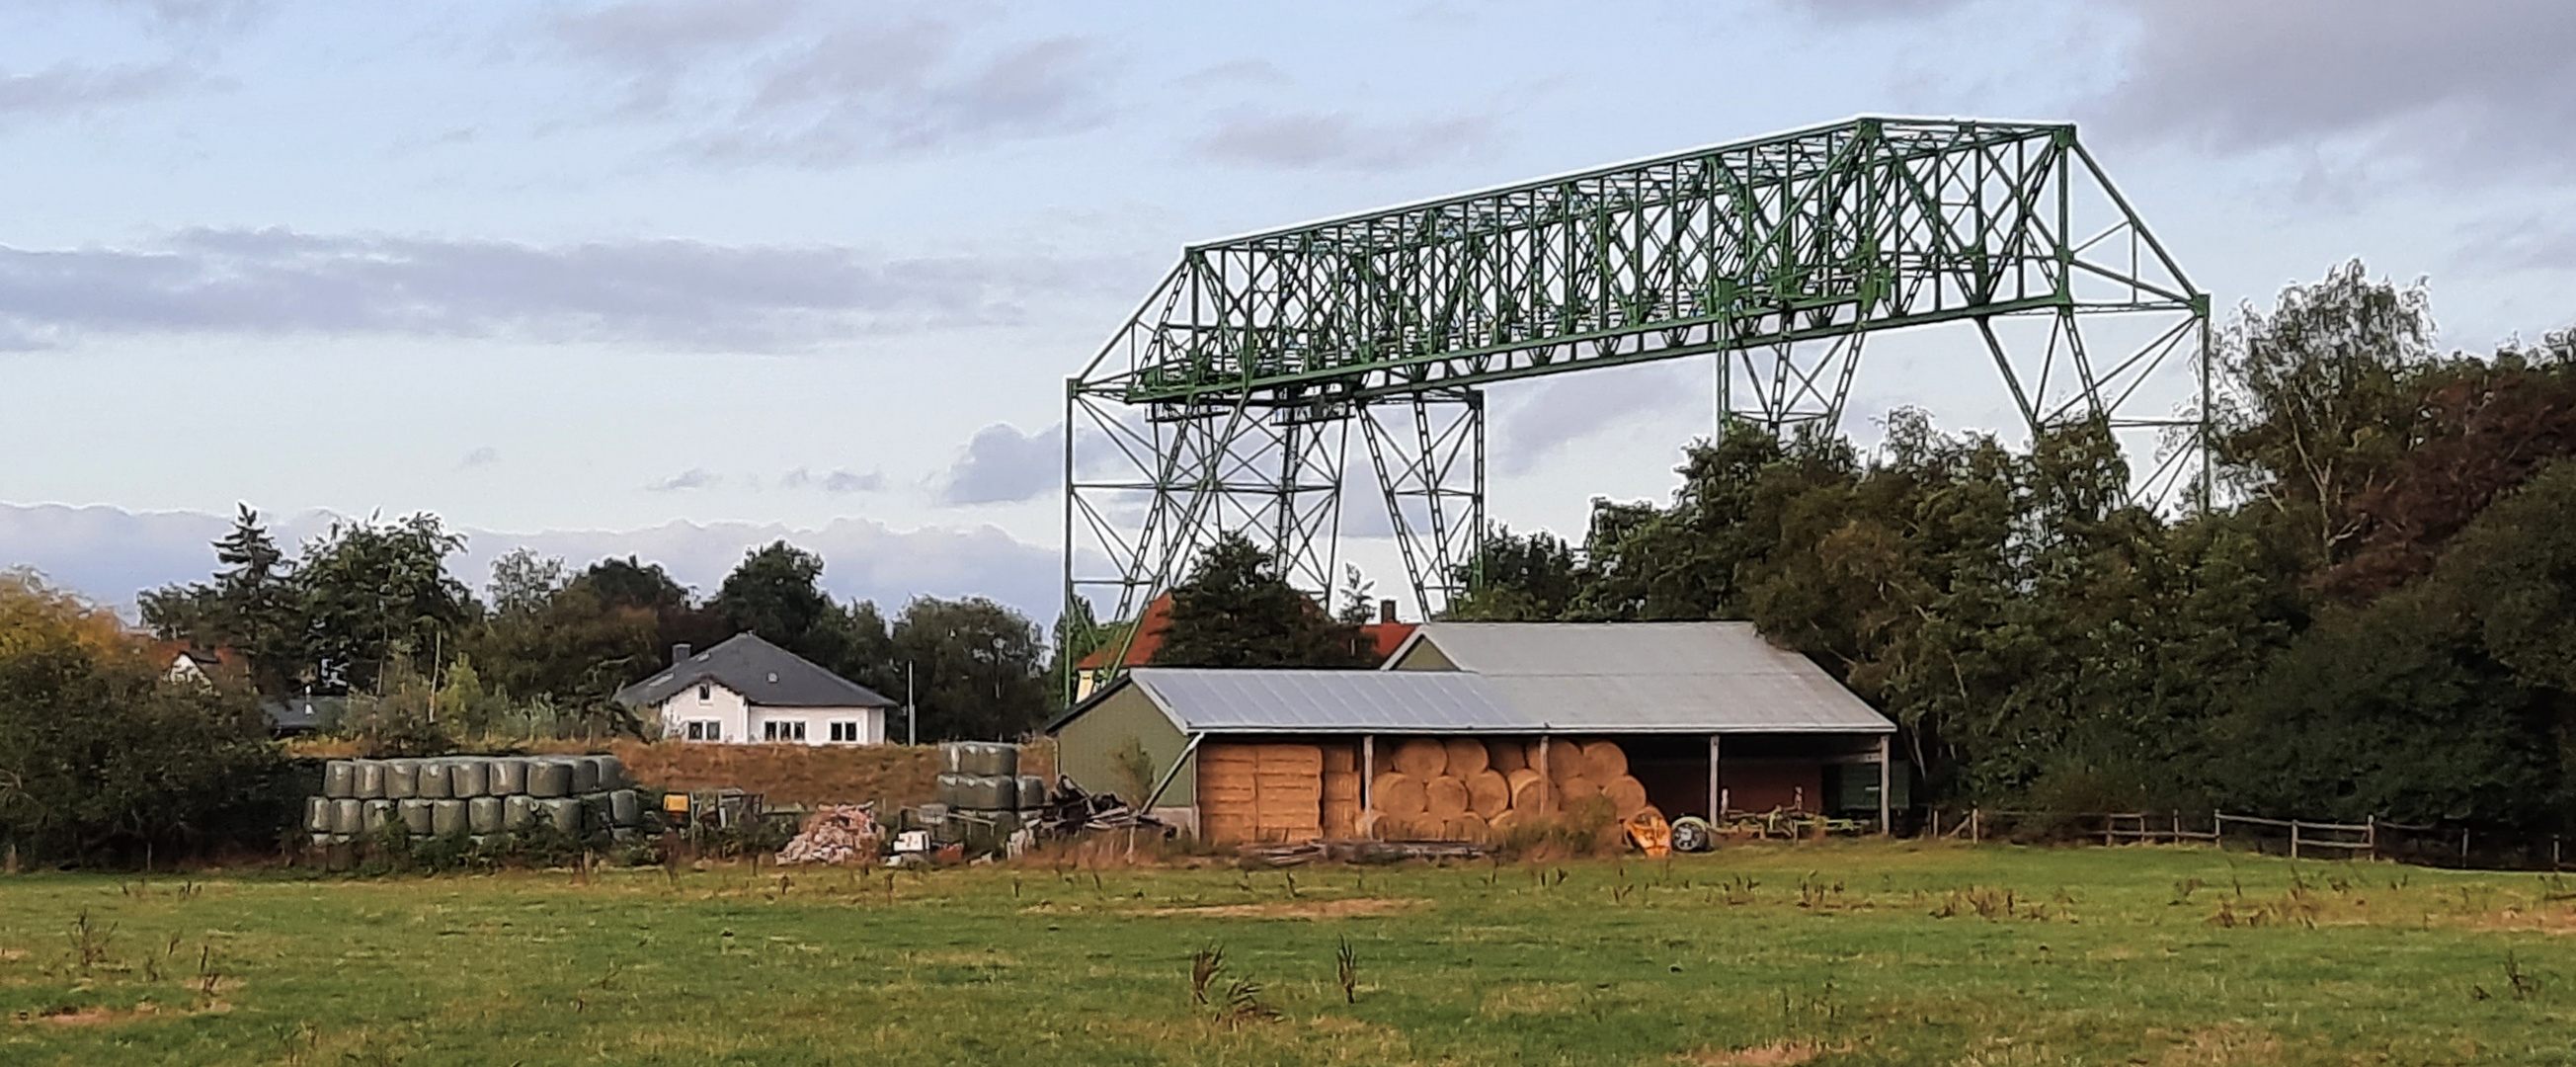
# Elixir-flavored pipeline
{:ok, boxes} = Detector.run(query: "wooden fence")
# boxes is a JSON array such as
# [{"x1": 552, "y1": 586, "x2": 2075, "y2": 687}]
[{"x1": 1925, "y1": 807, "x2": 2570, "y2": 871}]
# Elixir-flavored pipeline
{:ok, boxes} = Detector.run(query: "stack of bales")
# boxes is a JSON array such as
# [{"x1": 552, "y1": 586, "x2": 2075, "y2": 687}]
[
  {"x1": 303, "y1": 755, "x2": 648, "y2": 849},
  {"x1": 929, "y1": 742, "x2": 1044, "y2": 846},
  {"x1": 1199, "y1": 743, "x2": 1331, "y2": 844},
  {"x1": 1363, "y1": 738, "x2": 1653, "y2": 843}
]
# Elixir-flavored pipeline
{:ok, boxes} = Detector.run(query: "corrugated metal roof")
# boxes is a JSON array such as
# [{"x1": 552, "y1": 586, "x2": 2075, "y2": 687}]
[
  {"x1": 1126, "y1": 669, "x2": 1520, "y2": 733},
  {"x1": 1401, "y1": 621, "x2": 1892, "y2": 733}
]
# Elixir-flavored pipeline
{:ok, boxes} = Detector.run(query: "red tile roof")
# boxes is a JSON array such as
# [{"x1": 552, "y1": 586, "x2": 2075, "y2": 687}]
[{"x1": 1075, "y1": 594, "x2": 1412, "y2": 670}]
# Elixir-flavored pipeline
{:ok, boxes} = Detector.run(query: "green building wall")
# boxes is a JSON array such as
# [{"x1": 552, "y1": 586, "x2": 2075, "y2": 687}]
[{"x1": 1053, "y1": 685, "x2": 1196, "y2": 807}]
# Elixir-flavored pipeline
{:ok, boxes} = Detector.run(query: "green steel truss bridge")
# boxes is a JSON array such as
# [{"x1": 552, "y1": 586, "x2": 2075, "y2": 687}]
[{"x1": 1065, "y1": 117, "x2": 2209, "y2": 653}]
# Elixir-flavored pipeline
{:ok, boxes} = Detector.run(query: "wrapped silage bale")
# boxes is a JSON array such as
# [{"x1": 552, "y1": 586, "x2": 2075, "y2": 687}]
[
  {"x1": 399, "y1": 798, "x2": 433, "y2": 835},
  {"x1": 363, "y1": 799, "x2": 396, "y2": 832},
  {"x1": 468, "y1": 795, "x2": 505, "y2": 835},
  {"x1": 1017, "y1": 774, "x2": 1048, "y2": 811},
  {"x1": 608, "y1": 789, "x2": 642, "y2": 827},
  {"x1": 449, "y1": 758, "x2": 489, "y2": 798},
  {"x1": 323, "y1": 761, "x2": 356, "y2": 798},
  {"x1": 939, "y1": 742, "x2": 965, "y2": 774},
  {"x1": 591, "y1": 755, "x2": 626, "y2": 790},
  {"x1": 580, "y1": 792, "x2": 614, "y2": 834},
  {"x1": 305, "y1": 796, "x2": 332, "y2": 832},
  {"x1": 568, "y1": 758, "x2": 600, "y2": 793},
  {"x1": 431, "y1": 798, "x2": 466, "y2": 836},
  {"x1": 309, "y1": 833, "x2": 333, "y2": 851},
  {"x1": 503, "y1": 794, "x2": 534, "y2": 831},
  {"x1": 980, "y1": 742, "x2": 1019, "y2": 778},
  {"x1": 528, "y1": 759, "x2": 571, "y2": 798},
  {"x1": 356, "y1": 761, "x2": 385, "y2": 799},
  {"x1": 540, "y1": 797, "x2": 582, "y2": 834},
  {"x1": 935, "y1": 773, "x2": 965, "y2": 808},
  {"x1": 488, "y1": 757, "x2": 527, "y2": 795},
  {"x1": 331, "y1": 798, "x2": 363, "y2": 835},
  {"x1": 417, "y1": 761, "x2": 452, "y2": 799},
  {"x1": 385, "y1": 759, "x2": 418, "y2": 799}
]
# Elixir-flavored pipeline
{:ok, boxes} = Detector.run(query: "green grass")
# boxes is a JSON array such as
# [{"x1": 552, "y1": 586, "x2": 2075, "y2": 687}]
[{"x1": 3, "y1": 842, "x2": 2574, "y2": 1065}]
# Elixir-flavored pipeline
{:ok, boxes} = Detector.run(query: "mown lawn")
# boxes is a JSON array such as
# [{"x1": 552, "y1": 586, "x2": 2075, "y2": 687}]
[{"x1": 3, "y1": 841, "x2": 2573, "y2": 1066}]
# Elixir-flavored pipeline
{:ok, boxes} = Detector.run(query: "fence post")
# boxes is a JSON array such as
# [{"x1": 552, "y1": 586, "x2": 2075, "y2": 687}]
[
  {"x1": 1972, "y1": 808, "x2": 1982, "y2": 844},
  {"x1": 2366, "y1": 815, "x2": 2376, "y2": 862},
  {"x1": 2460, "y1": 827, "x2": 2470, "y2": 863},
  {"x1": 2291, "y1": 820, "x2": 2301, "y2": 861}
]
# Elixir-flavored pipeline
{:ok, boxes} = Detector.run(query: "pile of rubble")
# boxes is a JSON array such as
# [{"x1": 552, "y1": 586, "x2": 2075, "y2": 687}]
[{"x1": 775, "y1": 804, "x2": 880, "y2": 865}]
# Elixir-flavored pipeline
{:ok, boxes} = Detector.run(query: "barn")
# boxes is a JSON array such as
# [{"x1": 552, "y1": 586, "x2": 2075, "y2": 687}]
[{"x1": 1046, "y1": 621, "x2": 1901, "y2": 843}]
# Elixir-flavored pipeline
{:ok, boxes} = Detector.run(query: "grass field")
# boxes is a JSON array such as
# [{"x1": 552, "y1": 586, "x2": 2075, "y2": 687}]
[{"x1": 4, "y1": 841, "x2": 2574, "y2": 1066}]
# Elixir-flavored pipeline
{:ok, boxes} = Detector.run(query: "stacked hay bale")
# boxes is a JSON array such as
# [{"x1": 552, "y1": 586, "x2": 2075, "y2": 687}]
[
  {"x1": 305, "y1": 754, "x2": 649, "y2": 850},
  {"x1": 931, "y1": 742, "x2": 1028, "y2": 848},
  {"x1": 1363, "y1": 738, "x2": 1656, "y2": 843},
  {"x1": 1196, "y1": 742, "x2": 1345, "y2": 844}
]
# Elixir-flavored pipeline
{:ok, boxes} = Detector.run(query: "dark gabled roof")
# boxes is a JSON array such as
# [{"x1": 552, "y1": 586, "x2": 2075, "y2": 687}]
[
  {"x1": 612, "y1": 632, "x2": 895, "y2": 709},
  {"x1": 260, "y1": 696, "x2": 341, "y2": 734}
]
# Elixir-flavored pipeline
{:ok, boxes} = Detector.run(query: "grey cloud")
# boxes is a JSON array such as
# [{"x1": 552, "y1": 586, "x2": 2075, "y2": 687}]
[
  {"x1": 459, "y1": 447, "x2": 501, "y2": 468},
  {"x1": 782, "y1": 466, "x2": 884, "y2": 493},
  {"x1": 0, "y1": 59, "x2": 211, "y2": 121},
  {"x1": 0, "y1": 502, "x2": 1065, "y2": 621},
  {"x1": 2089, "y1": 0, "x2": 2576, "y2": 171},
  {"x1": 1494, "y1": 363, "x2": 1700, "y2": 476},
  {"x1": 939, "y1": 422, "x2": 1057, "y2": 505},
  {"x1": 552, "y1": 0, "x2": 1117, "y2": 166},
  {"x1": 0, "y1": 227, "x2": 1120, "y2": 350},
  {"x1": 1193, "y1": 109, "x2": 1496, "y2": 171},
  {"x1": 1173, "y1": 58, "x2": 1292, "y2": 90},
  {"x1": 647, "y1": 467, "x2": 721, "y2": 491}
]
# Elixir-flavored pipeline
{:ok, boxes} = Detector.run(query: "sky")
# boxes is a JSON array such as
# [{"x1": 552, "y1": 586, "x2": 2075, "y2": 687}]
[{"x1": 3, "y1": 0, "x2": 2573, "y2": 621}]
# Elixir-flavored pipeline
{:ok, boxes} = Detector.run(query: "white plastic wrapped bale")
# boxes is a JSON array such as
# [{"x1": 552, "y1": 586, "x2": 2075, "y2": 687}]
[
  {"x1": 527, "y1": 760, "x2": 571, "y2": 798},
  {"x1": 363, "y1": 799, "x2": 396, "y2": 832},
  {"x1": 322, "y1": 761, "x2": 356, "y2": 798},
  {"x1": 399, "y1": 798, "x2": 434, "y2": 835},
  {"x1": 579, "y1": 792, "x2": 613, "y2": 833},
  {"x1": 540, "y1": 797, "x2": 582, "y2": 834},
  {"x1": 589, "y1": 755, "x2": 625, "y2": 791},
  {"x1": 608, "y1": 789, "x2": 642, "y2": 827},
  {"x1": 1016, "y1": 775, "x2": 1047, "y2": 811},
  {"x1": 356, "y1": 761, "x2": 385, "y2": 798},
  {"x1": 385, "y1": 759, "x2": 418, "y2": 799},
  {"x1": 488, "y1": 758, "x2": 527, "y2": 795},
  {"x1": 332, "y1": 798, "x2": 363, "y2": 835},
  {"x1": 468, "y1": 796, "x2": 505, "y2": 834},
  {"x1": 417, "y1": 761, "x2": 452, "y2": 799},
  {"x1": 568, "y1": 758, "x2": 600, "y2": 793},
  {"x1": 448, "y1": 758, "x2": 489, "y2": 798},
  {"x1": 304, "y1": 796, "x2": 331, "y2": 833},
  {"x1": 502, "y1": 794, "x2": 534, "y2": 831},
  {"x1": 431, "y1": 798, "x2": 467, "y2": 836}
]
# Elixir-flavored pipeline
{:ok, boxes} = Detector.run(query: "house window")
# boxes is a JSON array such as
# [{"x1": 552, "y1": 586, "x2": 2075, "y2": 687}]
[
  {"x1": 696, "y1": 684, "x2": 711, "y2": 701},
  {"x1": 764, "y1": 720, "x2": 807, "y2": 742},
  {"x1": 829, "y1": 721, "x2": 860, "y2": 743},
  {"x1": 684, "y1": 720, "x2": 720, "y2": 741}
]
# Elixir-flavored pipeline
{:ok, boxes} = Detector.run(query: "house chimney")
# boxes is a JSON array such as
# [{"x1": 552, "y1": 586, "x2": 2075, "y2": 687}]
[
  {"x1": 1378, "y1": 599, "x2": 1397, "y2": 624},
  {"x1": 672, "y1": 643, "x2": 691, "y2": 666}
]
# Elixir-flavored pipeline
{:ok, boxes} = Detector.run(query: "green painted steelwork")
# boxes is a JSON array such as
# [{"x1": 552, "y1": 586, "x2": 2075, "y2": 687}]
[{"x1": 1066, "y1": 118, "x2": 2208, "y2": 698}]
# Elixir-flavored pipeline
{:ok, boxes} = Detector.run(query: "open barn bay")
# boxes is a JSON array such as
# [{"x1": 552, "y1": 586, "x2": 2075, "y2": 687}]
[{"x1": 3, "y1": 843, "x2": 2572, "y2": 1066}]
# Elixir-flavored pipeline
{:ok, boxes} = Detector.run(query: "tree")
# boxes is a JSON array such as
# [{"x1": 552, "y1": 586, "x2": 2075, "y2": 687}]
[
  {"x1": 293, "y1": 514, "x2": 474, "y2": 696},
  {"x1": 139, "y1": 505, "x2": 302, "y2": 692},
  {"x1": 1151, "y1": 534, "x2": 1371, "y2": 668},
  {"x1": 889, "y1": 597, "x2": 1047, "y2": 740},
  {"x1": 711, "y1": 541, "x2": 846, "y2": 665},
  {"x1": 485, "y1": 548, "x2": 568, "y2": 619},
  {"x1": 1445, "y1": 527, "x2": 1582, "y2": 621}
]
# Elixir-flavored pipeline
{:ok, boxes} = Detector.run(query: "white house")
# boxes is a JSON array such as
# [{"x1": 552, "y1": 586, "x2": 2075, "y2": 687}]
[{"x1": 613, "y1": 632, "x2": 898, "y2": 746}]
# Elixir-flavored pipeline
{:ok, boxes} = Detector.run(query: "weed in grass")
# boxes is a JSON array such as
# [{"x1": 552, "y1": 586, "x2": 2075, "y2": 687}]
[
  {"x1": 1189, "y1": 944, "x2": 1225, "y2": 1005},
  {"x1": 66, "y1": 909, "x2": 114, "y2": 972},
  {"x1": 2172, "y1": 876, "x2": 2205, "y2": 904},
  {"x1": 1334, "y1": 937, "x2": 1357, "y2": 1005},
  {"x1": 2505, "y1": 951, "x2": 2541, "y2": 1000},
  {"x1": 1221, "y1": 977, "x2": 1276, "y2": 1026}
]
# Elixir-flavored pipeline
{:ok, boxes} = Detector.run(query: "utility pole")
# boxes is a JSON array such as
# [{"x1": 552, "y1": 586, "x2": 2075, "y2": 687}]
[{"x1": 905, "y1": 661, "x2": 917, "y2": 747}]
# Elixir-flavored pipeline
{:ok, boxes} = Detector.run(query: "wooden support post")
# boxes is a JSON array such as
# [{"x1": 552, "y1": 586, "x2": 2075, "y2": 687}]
[
  {"x1": 1971, "y1": 807, "x2": 1981, "y2": 844},
  {"x1": 1537, "y1": 736, "x2": 1553, "y2": 816},
  {"x1": 2290, "y1": 820, "x2": 2301, "y2": 861},
  {"x1": 1361, "y1": 735, "x2": 1375, "y2": 811},
  {"x1": 1706, "y1": 734, "x2": 1722, "y2": 821},
  {"x1": 1876, "y1": 734, "x2": 1892, "y2": 836}
]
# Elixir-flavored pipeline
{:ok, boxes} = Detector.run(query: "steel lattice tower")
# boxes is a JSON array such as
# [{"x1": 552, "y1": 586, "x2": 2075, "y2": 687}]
[{"x1": 1065, "y1": 117, "x2": 2209, "y2": 679}]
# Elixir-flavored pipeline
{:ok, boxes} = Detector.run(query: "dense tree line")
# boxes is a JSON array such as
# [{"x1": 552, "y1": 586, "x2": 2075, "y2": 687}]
[
  {"x1": 142, "y1": 527, "x2": 1050, "y2": 745},
  {"x1": 1449, "y1": 261, "x2": 2576, "y2": 831}
]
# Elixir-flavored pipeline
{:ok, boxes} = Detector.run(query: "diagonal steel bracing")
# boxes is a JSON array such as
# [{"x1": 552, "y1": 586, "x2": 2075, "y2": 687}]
[{"x1": 1066, "y1": 117, "x2": 2210, "y2": 696}]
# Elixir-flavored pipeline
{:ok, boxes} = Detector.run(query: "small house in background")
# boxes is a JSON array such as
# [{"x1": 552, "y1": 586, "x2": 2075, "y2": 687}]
[
  {"x1": 260, "y1": 696, "x2": 341, "y2": 737},
  {"x1": 614, "y1": 632, "x2": 897, "y2": 745},
  {"x1": 1070, "y1": 594, "x2": 1417, "y2": 699},
  {"x1": 155, "y1": 642, "x2": 240, "y2": 686}
]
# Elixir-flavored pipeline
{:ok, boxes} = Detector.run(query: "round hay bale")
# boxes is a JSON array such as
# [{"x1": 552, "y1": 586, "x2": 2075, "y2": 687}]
[
  {"x1": 1604, "y1": 776, "x2": 1650, "y2": 819},
  {"x1": 363, "y1": 799, "x2": 395, "y2": 832},
  {"x1": 592, "y1": 755, "x2": 627, "y2": 790},
  {"x1": 1017, "y1": 775, "x2": 1049, "y2": 811},
  {"x1": 935, "y1": 773, "x2": 966, "y2": 808},
  {"x1": 399, "y1": 798, "x2": 433, "y2": 835},
  {"x1": 540, "y1": 797, "x2": 582, "y2": 835},
  {"x1": 610, "y1": 789, "x2": 643, "y2": 827},
  {"x1": 502, "y1": 794, "x2": 534, "y2": 832},
  {"x1": 1580, "y1": 740, "x2": 1629, "y2": 780},
  {"x1": 526, "y1": 760, "x2": 571, "y2": 798},
  {"x1": 331, "y1": 799, "x2": 362, "y2": 835},
  {"x1": 567, "y1": 758, "x2": 600, "y2": 794},
  {"x1": 355, "y1": 761, "x2": 385, "y2": 799},
  {"x1": 430, "y1": 799, "x2": 466, "y2": 837},
  {"x1": 939, "y1": 742, "x2": 966, "y2": 774},
  {"x1": 580, "y1": 792, "x2": 614, "y2": 833},
  {"x1": 487, "y1": 758, "x2": 527, "y2": 796},
  {"x1": 448, "y1": 759, "x2": 489, "y2": 798},
  {"x1": 984, "y1": 775, "x2": 1019, "y2": 810},
  {"x1": 1391, "y1": 738, "x2": 1446, "y2": 779},
  {"x1": 1560, "y1": 776, "x2": 1602, "y2": 802},
  {"x1": 416, "y1": 761, "x2": 452, "y2": 799},
  {"x1": 467, "y1": 796, "x2": 504, "y2": 835},
  {"x1": 1488, "y1": 807, "x2": 1523, "y2": 838},
  {"x1": 1448, "y1": 812, "x2": 1489, "y2": 843},
  {"x1": 1487, "y1": 739, "x2": 1527, "y2": 775},
  {"x1": 1540, "y1": 742, "x2": 1583, "y2": 784},
  {"x1": 1424, "y1": 776, "x2": 1470, "y2": 819},
  {"x1": 304, "y1": 796, "x2": 331, "y2": 832},
  {"x1": 1442, "y1": 738, "x2": 1489, "y2": 777},
  {"x1": 1371, "y1": 773, "x2": 1426, "y2": 816},
  {"x1": 1466, "y1": 770, "x2": 1510, "y2": 818},
  {"x1": 384, "y1": 759, "x2": 418, "y2": 799},
  {"x1": 322, "y1": 761, "x2": 356, "y2": 799},
  {"x1": 1506, "y1": 768, "x2": 1551, "y2": 811}
]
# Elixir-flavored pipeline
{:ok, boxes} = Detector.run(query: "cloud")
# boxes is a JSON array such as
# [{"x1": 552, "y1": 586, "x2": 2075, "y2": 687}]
[
  {"x1": 459, "y1": 447, "x2": 502, "y2": 468},
  {"x1": 0, "y1": 59, "x2": 214, "y2": 123},
  {"x1": 550, "y1": 0, "x2": 1117, "y2": 166},
  {"x1": 1494, "y1": 363, "x2": 1702, "y2": 475},
  {"x1": 0, "y1": 502, "x2": 1067, "y2": 620},
  {"x1": 781, "y1": 466, "x2": 883, "y2": 493},
  {"x1": 938, "y1": 422, "x2": 1057, "y2": 505},
  {"x1": 647, "y1": 467, "x2": 721, "y2": 491},
  {"x1": 0, "y1": 227, "x2": 1119, "y2": 350},
  {"x1": 1172, "y1": 58, "x2": 1291, "y2": 90},
  {"x1": 1192, "y1": 109, "x2": 1497, "y2": 171},
  {"x1": 2088, "y1": 0, "x2": 2576, "y2": 174}
]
